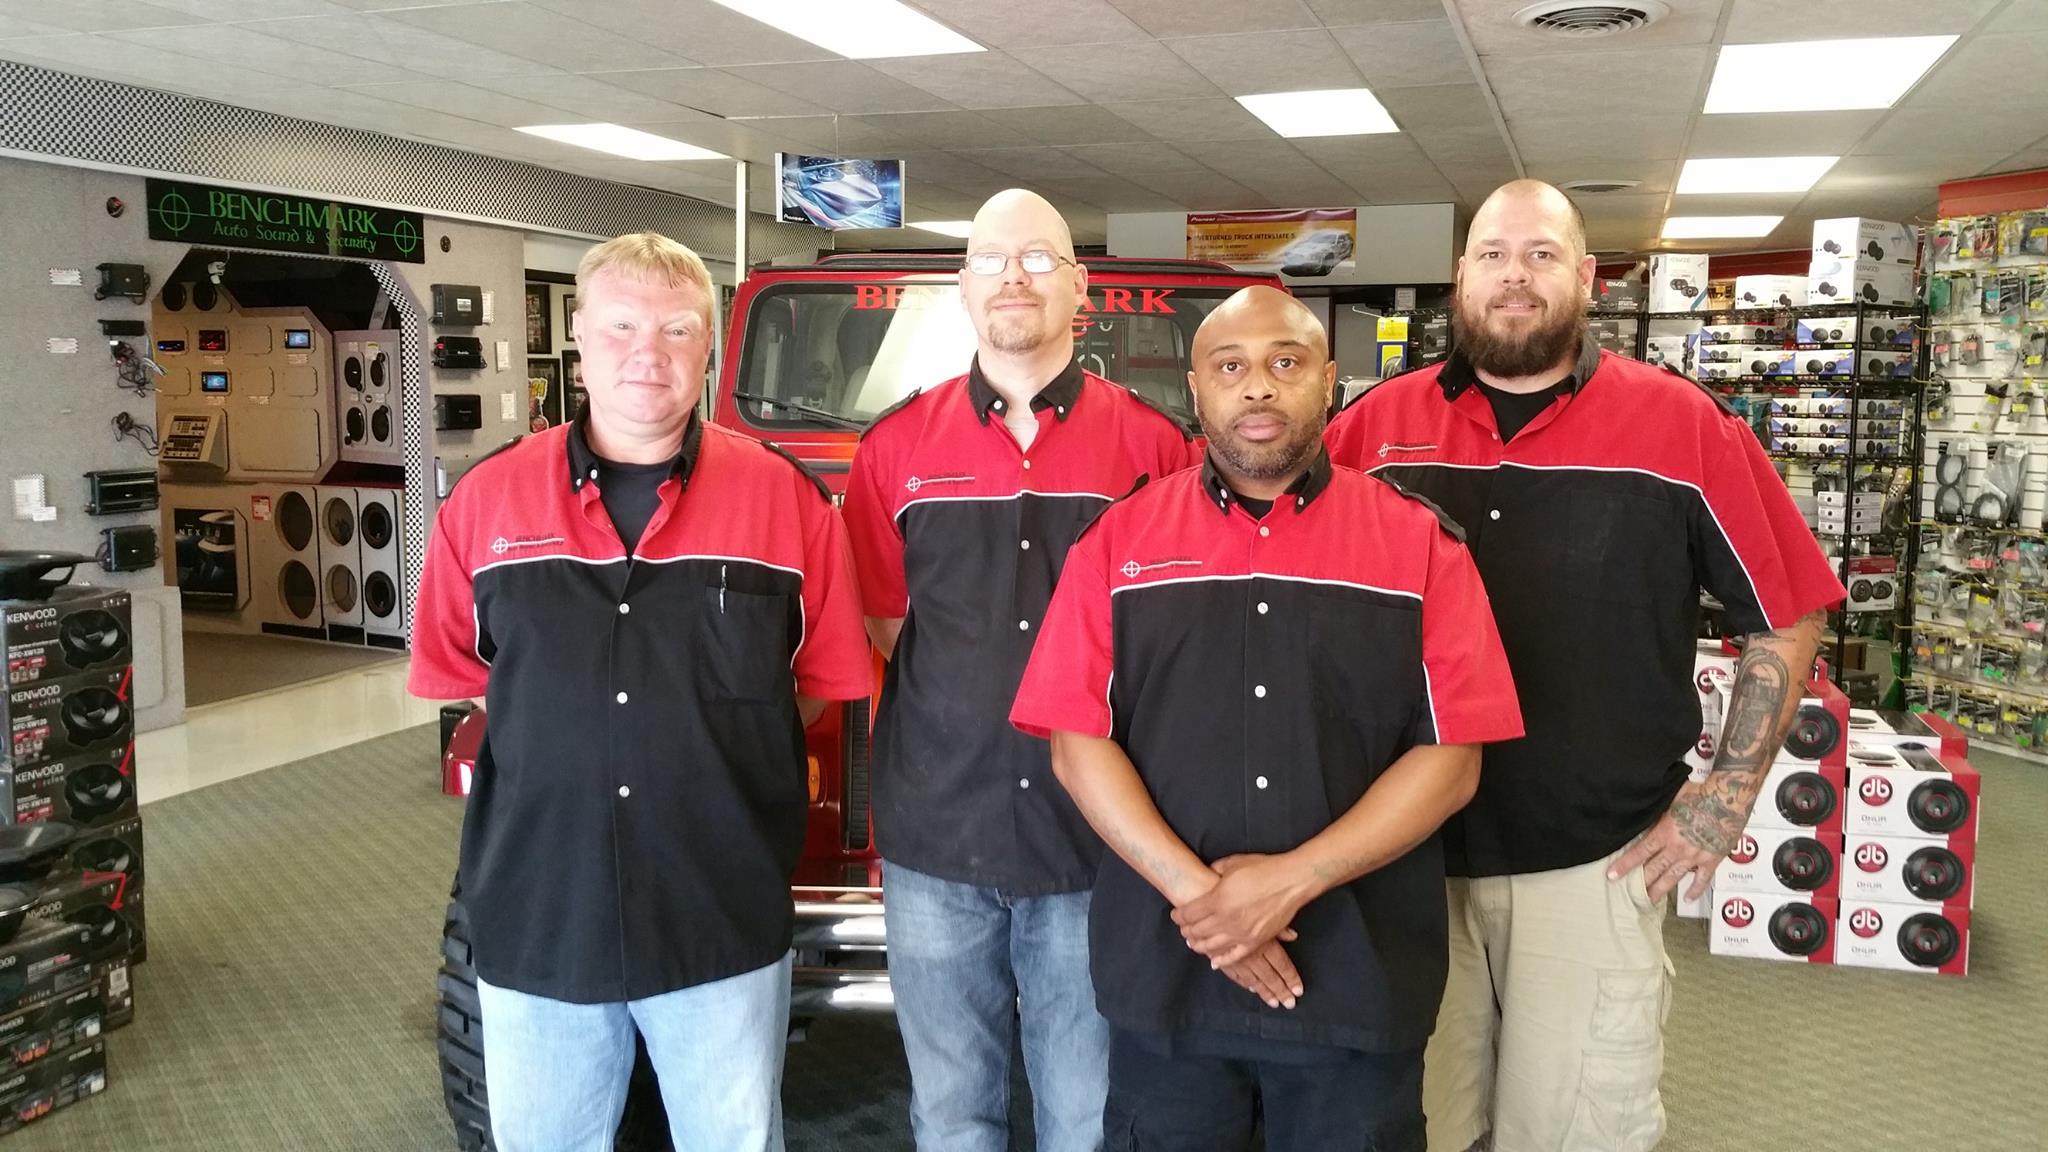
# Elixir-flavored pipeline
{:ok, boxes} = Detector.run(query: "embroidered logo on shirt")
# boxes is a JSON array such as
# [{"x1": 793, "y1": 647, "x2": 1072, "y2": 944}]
[
  {"x1": 490, "y1": 535, "x2": 566, "y2": 555},
  {"x1": 1119, "y1": 558, "x2": 1202, "y2": 579},
  {"x1": 905, "y1": 474, "x2": 974, "y2": 493},
  {"x1": 1377, "y1": 442, "x2": 1439, "y2": 458}
]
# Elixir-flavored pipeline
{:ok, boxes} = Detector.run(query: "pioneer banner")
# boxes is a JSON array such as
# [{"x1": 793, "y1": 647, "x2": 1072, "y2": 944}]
[{"x1": 1186, "y1": 208, "x2": 1357, "y2": 277}]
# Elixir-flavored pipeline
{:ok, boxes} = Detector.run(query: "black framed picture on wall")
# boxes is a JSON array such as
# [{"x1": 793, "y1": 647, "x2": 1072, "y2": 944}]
[
  {"x1": 563, "y1": 293, "x2": 578, "y2": 342},
  {"x1": 524, "y1": 282, "x2": 551, "y2": 354},
  {"x1": 562, "y1": 349, "x2": 585, "y2": 421}
]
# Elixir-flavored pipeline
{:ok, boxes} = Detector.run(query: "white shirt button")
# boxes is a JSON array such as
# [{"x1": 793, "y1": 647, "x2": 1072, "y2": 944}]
[
  {"x1": 618, "y1": 785, "x2": 631, "y2": 798},
  {"x1": 615, "y1": 691, "x2": 629, "y2": 704},
  {"x1": 1056, "y1": 406, "x2": 1066, "y2": 415},
  {"x1": 1022, "y1": 459, "x2": 1032, "y2": 470},
  {"x1": 1490, "y1": 432, "x2": 1499, "y2": 441},
  {"x1": 1254, "y1": 685, "x2": 1267, "y2": 698},
  {"x1": 993, "y1": 400, "x2": 1004, "y2": 411},
  {"x1": 1255, "y1": 776, "x2": 1269, "y2": 790},
  {"x1": 1257, "y1": 602, "x2": 1269, "y2": 614},
  {"x1": 1020, "y1": 540, "x2": 1031, "y2": 551},
  {"x1": 1489, "y1": 509, "x2": 1501, "y2": 521},
  {"x1": 618, "y1": 603, "x2": 631, "y2": 614},
  {"x1": 588, "y1": 468, "x2": 599, "y2": 480},
  {"x1": 1258, "y1": 526, "x2": 1270, "y2": 537},
  {"x1": 1018, "y1": 619, "x2": 1031, "y2": 631},
  {"x1": 1019, "y1": 778, "x2": 1031, "y2": 789}
]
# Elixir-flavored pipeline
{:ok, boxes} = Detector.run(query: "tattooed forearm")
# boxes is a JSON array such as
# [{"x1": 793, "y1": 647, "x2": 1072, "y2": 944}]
[
  {"x1": 1717, "y1": 644, "x2": 1790, "y2": 772},
  {"x1": 1112, "y1": 826, "x2": 1190, "y2": 893},
  {"x1": 1673, "y1": 612, "x2": 1821, "y2": 855}
]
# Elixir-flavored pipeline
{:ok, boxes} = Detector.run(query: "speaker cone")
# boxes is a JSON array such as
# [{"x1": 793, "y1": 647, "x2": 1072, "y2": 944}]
[
  {"x1": 371, "y1": 404, "x2": 392, "y2": 444},
  {"x1": 0, "y1": 886, "x2": 32, "y2": 948},
  {"x1": 370, "y1": 351, "x2": 388, "y2": 390},
  {"x1": 361, "y1": 501, "x2": 394, "y2": 550},
  {"x1": 1783, "y1": 705, "x2": 1841, "y2": 760},
  {"x1": 365, "y1": 572, "x2": 397, "y2": 620},
  {"x1": 1768, "y1": 902, "x2": 1829, "y2": 956},
  {"x1": 0, "y1": 822, "x2": 78, "y2": 886},
  {"x1": 327, "y1": 566, "x2": 358, "y2": 615},
  {"x1": 344, "y1": 356, "x2": 364, "y2": 392},
  {"x1": 72, "y1": 836, "x2": 134, "y2": 879},
  {"x1": 59, "y1": 688, "x2": 130, "y2": 747},
  {"x1": 58, "y1": 608, "x2": 126, "y2": 668},
  {"x1": 279, "y1": 560, "x2": 318, "y2": 621},
  {"x1": 161, "y1": 282, "x2": 186, "y2": 311},
  {"x1": 1902, "y1": 846, "x2": 1964, "y2": 902},
  {"x1": 323, "y1": 497, "x2": 355, "y2": 547},
  {"x1": 1776, "y1": 771, "x2": 1836, "y2": 826},
  {"x1": 64, "y1": 763, "x2": 128, "y2": 821},
  {"x1": 1907, "y1": 779, "x2": 1970, "y2": 835},
  {"x1": 1772, "y1": 836, "x2": 1833, "y2": 892},
  {"x1": 277, "y1": 491, "x2": 315, "y2": 552},
  {"x1": 192, "y1": 281, "x2": 218, "y2": 311},
  {"x1": 1897, "y1": 912, "x2": 1960, "y2": 968},
  {"x1": 345, "y1": 407, "x2": 366, "y2": 445},
  {"x1": 66, "y1": 904, "x2": 130, "y2": 960}
]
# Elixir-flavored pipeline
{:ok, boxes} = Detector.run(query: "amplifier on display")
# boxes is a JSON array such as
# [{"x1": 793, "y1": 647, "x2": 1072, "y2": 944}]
[
  {"x1": 81, "y1": 469, "x2": 157, "y2": 517},
  {"x1": 431, "y1": 284, "x2": 484, "y2": 327},
  {"x1": 435, "y1": 394, "x2": 484, "y2": 431},
  {"x1": 432, "y1": 336, "x2": 485, "y2": 370}
]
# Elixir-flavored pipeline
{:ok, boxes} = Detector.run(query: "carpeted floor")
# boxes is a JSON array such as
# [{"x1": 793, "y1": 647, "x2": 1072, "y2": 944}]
[
  {"x1": 181, "y1": 631, "x2": 404, "y2": 708},
  {"x1": 9, "y1": 726, "x2": 2042, "y2": 1150}
]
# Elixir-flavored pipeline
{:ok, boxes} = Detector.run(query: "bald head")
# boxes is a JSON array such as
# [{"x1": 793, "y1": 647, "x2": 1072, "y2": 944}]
[
  {"x1": 1193, "y1": 285, "x2": 1328, "y2": 362},
  {"x1": 969, "y1": 188, "x2": 1075, "y2": 258},
  {"x1": 1470, "y1": 179, "x2": 1586, "y2": 260}
]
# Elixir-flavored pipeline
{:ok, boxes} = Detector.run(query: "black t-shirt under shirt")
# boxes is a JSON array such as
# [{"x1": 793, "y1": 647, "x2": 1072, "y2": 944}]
[
  {"x1": 596, "y1": 455, "x2": 675, "y2": 549},
  {"x1": 1477, "y1": 378, "x2": 1571, "y2": 443}
]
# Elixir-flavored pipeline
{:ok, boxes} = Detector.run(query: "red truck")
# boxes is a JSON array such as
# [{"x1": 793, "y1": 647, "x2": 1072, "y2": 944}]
[{"x1": 438, "y1": 254, "x2": 1282, "y2": 1151}]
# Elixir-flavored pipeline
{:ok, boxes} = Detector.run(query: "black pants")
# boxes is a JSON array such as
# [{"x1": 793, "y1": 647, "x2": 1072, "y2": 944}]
[{"x1": 1102, "y1": 1030, "x2": 1427, "y2": 1152}]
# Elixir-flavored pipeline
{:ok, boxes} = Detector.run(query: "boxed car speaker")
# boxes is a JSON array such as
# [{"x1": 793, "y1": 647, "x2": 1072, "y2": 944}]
[
  {"x1": 1835, "y1": 900, "x2": 1969, "y2": 975},
  {"x1": 1846, "y1": 709, "x2": 1969, "y2": 757},
  {"x1": 1812, "y1": 218, "x2": 1917, "y2": 266},
  {"x1": 25, "y1": 871, "x2": 138, "y2": 968},
  {"x1": 1709, "y1": 894, "x2": 1836, "y2": 964},
  {"x1": 1844, "y1": 556, "x2": 1899, "y2": 613},
  {"x1": 1591, "y1": 277, "x2": 1644, "y2": 308},
  {"x1": 66, "y1": 815, "x2": 144, "y2": 895},
  {"x1": 1651, "y1": 254, "x2": 1710, "y2": 312},
  {"x1": 1745, "y1": 759, "x2": 1847, "y2": 833},
  {"x1": 0, "y1": 1035, "x2": 106, "y2": 1136},
  {"x1": 1816, "y1": 506, "x2": 1885, "y2": 537},
  {"x1": 3, "y1": 750, "x2": 136, "y2": 829},
  {"x1": 2, "y1": 589, "x2": 131, "y2": 688},
  {"x1": 1845, "y1": 742, "x2": 1980, "y2": 840},
  {"x1": 93, "y1": 961, "x2": 130, "y2": 1031},
  {"x1": 1816, "y1": 491, "x2": 1885, "y2": 512},
  {"x1": 4, "y1": 671, "x2": 132, "y2": 767},
  {"x1": 1807, "y1": 258, "x2": 1916, "y2": 307},
  {"x1": 1685, "y1": 643, "x2": 1739, "y2": 776},
  {"x1": 0, "y1": 919, "x2": 94, "y2": 1015},
  {"x1": 1842, "y1": 832, "x2": 1975, "y2": 908},
  {"x1": 1732, "y1": 275, "x2": 1805, "y2": 309},
  {"x1": 0, "y1": 984, "x2": 100, "y2": 1070},
  {"x1": 1699, "y1": 322, "x2": 1785, "y2": 345},
  {"x1": 1714, "y1": 827, "x2": 1841, "y2": 899}
]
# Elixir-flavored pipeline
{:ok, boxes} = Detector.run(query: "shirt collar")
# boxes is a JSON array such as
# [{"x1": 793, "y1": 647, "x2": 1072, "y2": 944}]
[
  {"x1": 1200, "y1": 445, "x2": 1334, "y2": 516},
  {"x1": 967, "y1": 355, "x2": 1084, "y2": 425},
  {"x1": 1438, "y1": 328, "x2": 1603, "y2": 401},
  {"x1": 566, "y1": 412, "x2": 701, "y2": 494}
]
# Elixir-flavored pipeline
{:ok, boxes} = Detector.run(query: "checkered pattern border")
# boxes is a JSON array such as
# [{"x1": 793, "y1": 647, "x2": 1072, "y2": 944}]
[{"x1": 0, "y1": 60, "x2": 819, "y2": 262}]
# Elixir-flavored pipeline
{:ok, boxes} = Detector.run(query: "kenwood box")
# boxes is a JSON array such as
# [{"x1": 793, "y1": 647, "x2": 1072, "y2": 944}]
[{"x1": 2, "y1": 589, "x2": 131, "y2": 688}]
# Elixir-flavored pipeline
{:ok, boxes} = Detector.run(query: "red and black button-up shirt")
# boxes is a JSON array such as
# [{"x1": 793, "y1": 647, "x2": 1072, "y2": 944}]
[
  {"x1": 1327, "y1": 338, "x2": 1845, "y2": 877},
  {"x1": 409, "y1": 417, "x2": 871, "y2": 1003},
  {"x1": 1011, "y1": 451, "x2": 1522, "y2": 1052},
  {"x1": 843, "y1": 359, "x2": 1194, "y2": 894}
]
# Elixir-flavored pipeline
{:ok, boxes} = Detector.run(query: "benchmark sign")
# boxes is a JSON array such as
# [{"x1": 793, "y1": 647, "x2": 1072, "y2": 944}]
[{"x1": 145, "y1": 178, "x2": 425, "y2": 263}]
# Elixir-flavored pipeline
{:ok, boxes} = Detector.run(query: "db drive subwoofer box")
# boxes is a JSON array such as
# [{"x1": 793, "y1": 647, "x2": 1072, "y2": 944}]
[
  {"x1": 4, "y1": 670, "x2": 133, "y2": 767},
  {"x1": 1844, "y1": 742, "x2": 1979, "y2": 841},
  {"x1": 1709, "y1": 894, "x2": 1836, "y2": 964},
  {"x1": 2, "y1": 750, "x2": 136, "y2": 829},
  {"x1": 1841, "y1": 833, "x2": 1975, "y2": 908},
  {"x1": 1744, "y1": 759, "x2": 1847, "y2": 833},
  {"x1": 1713, "y1": 826, "x2": 1842, "y2": 899},
  {"x1": 1835, "y1": 900, "x2": 1970, "y2": 975},
  {"x1": 1, "y1": 589, "x2": 131, "y2": 689}
]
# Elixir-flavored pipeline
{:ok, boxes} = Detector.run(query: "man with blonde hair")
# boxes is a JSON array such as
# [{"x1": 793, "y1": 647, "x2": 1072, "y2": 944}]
[{"x1": 411, "y1": 232, "x2": 872, "y2": 1151}]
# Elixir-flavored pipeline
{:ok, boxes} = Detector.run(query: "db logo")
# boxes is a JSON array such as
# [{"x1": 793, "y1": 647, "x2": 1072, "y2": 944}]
[
  {"x1": 1855, "y1": 842, "x2": 1889, "y2": 872},
  {"x1": 1859, "y1": 776, "x2": 1893, "y2": 805},
  {"x1": 1849, "y1": 907, "x2": 1884, "y2": 938},
  {"x1": 1695, "y1": 666, "x2": 1730, "y2": 695},
  {"x1": 1695, "y1": 732, "x2": 1715, "y2": 758},
  {"x1": 1721, "y1": 897, "x2": 1754, "y2": 928},
  {"x1": 1728, "y1": 833, "x2": 1759, "y2": 865}
]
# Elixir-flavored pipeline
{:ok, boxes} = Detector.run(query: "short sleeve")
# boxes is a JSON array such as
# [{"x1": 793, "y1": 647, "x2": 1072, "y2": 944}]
[
  {"x1": 406, "y1": 499, "x2": 491, "y2": 700},
  {"x1": 1417, "y1": 525, "x2": 1523, "y2": 746},
  {"x1": 843, "y1": 435, "x2": 908, "y2": 619},
  {"x1": 793, "y1": 491, "x2": 875, "y2": 701},
  {"x1": 1010, "y1": 521, "x2": 1117, "y2": 740},
  {"x1": 1692, "y1": 416, "x2": 1846, "y2": 634}
]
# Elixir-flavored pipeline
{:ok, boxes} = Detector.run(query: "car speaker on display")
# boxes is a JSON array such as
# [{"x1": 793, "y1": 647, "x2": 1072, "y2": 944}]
[
  {"x1": 5, "y1": 668, "x2": 133, "y2": 767},
  {"x1": 1745, "y1": 760, "x2": 1846, "y2": 832},
  {"x1": 0, "y1": 918, "x2": 96, "y2": 1014},
  {"x1": 0, "y1": 984, "x2": 102, "y2": 1072},
  {"x1": 3, "y1": 581, "x2": 132, "y2": 688},
  {"x1": 1782, "y1": 704, "x2": 1842, "y2": 761},
  {"x1": 0, "y1": 825, "x2": 76, "y2": 889},
  {"x1": 1709, "y1": 894, "x2": 1836, "y2": 964},
  {"x1": 1836, "y1": 900, "x2": 1971, "y2": 975},
  {"x1": 26, "y1": 862, "x2": 141, "y2": 969},
  {"x1": 68, "y1": 816, "x2": 143, "y2": 890},
  {"x1": 1772, "y1": 835, "x2": 1836, "y2": 892},
  {"x1": 1844, "y1": 742, "x2": 1981, "y2": 839},
  {"x1": 1714, "y1": 826, "x2": 1842, "y2": 899},
  {"x1": 1843, "y1": 834, "x2": 1976, "y2": 907}
]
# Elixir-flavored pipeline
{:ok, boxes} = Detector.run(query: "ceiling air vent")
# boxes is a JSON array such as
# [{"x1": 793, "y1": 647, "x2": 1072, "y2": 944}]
[
  {"x1": 1559, "y1": 179, "x2": 1643, "y2": 194},
  {"x1": 1512, "y1": 2, "x2": 1668, "y2": 37}
]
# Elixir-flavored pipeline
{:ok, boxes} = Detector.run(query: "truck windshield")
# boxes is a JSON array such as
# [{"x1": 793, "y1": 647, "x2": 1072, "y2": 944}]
[{"x1": 731, "y1": 281, "x2": 1241, "y2": 433}]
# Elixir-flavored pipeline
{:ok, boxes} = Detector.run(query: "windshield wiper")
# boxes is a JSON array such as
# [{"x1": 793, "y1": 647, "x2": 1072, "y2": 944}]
[{"x1": 731, "y1": 390, "x2": 866, "y2": 432}]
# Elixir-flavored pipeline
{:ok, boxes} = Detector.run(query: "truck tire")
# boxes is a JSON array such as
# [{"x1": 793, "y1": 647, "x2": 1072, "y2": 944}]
[{"x1": 439, "y1": 889, "x2": 674, "y2": 1151}]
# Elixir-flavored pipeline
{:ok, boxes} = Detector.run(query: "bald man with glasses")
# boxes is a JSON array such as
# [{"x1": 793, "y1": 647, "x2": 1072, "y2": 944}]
[{"x1": 843, "y1": 189, "x2": 1197, "y2": 1152}]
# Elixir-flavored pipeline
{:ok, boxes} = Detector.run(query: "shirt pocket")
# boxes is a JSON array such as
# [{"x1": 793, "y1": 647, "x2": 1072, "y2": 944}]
[
  {"x1": 1558, "y1": 489, "x2": 1686, "y2": 607},
  {"x1": 1305, "y1": 592, "x2": 1423, "y2": 725},
  {"x1": 694, "y1": 588, "x2": 794, "y2": 703}
]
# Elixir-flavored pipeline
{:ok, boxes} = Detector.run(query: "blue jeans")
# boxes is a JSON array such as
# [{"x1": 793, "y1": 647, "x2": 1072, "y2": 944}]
[
  {"x1": 476, "y1": 952, "x2": 792, "y2": 1152},
  {"x1": 885, "y1": 860, "x2": 1110, "y2": 1152}
]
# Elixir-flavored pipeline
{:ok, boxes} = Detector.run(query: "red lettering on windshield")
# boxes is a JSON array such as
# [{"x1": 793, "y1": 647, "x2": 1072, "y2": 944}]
[
  {"x1": 1139, "y1": 288, "x2": 1175, "y2": 313},
  {"x1": 1101, "y1": 288, "x2": 1135, "y2": 313},
  {"x1": 854, "y1": 285, "x2": 885, "y2": 310}
]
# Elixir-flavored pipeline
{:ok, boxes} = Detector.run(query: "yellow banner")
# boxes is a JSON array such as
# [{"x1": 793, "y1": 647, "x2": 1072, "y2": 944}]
[{"x1": 1186, "y1": 208, "x2": 1357, "y2": 277}]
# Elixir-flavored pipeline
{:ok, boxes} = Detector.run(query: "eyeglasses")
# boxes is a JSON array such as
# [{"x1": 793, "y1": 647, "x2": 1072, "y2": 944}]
[{"x1": 964, "y1": 250, "x2": 1076, "y2": 277}]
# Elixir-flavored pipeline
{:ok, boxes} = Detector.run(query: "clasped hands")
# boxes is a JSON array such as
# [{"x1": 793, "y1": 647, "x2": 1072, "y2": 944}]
[{"x1": 1169, "y1": 853, "x2": 1313, "y2": 1011}]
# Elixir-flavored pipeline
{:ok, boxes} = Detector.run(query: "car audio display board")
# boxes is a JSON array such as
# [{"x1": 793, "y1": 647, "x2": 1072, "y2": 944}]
[
  {"x1": 145, "y1": 178, "x2": 424, "y2": 263},
  {"x1": 1186, "y1": 208, "x2": 1357, "y2": 279}
]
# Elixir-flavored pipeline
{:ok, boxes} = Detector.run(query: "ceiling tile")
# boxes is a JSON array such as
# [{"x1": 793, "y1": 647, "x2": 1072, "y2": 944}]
[
  {"x1": 1413, "y1": 124, "x2": 1516, "y2": 165},
  {"x1": 722, "y1": 60, "x2": 957, "y2": 115},
  {"x1": 1985, "y1": 151, "x2": 2048, "y2": 177},
  {"x1": 1815, "y1": 154, "x2": 1986, "y2": 191},
  {"x1": 98, "y1": 23, "x2": 418, "y2": 86},
  {"x1": 1109, "y1": 0, "x2": 1319, "y2": 38},
  {"x1": 598, "y1": 68, "x2": 825, "y2": 119},
  {"x1": 528, "y1": 0, "x2": 827, "y2": 65},
  {"x1": 1567, "y1": 191, "x2": 1666, "y2": 223},
  {"x1": 1509, "y1": 114, "x2": 1691, "y2": 162},
  {"x1": 963, "y1": 147, "x2": 1113, "y2": 181},
  {"x1": 1349, "y1": 173, "x2": 1461, "y2": 204},
  {"x1": 0, "y1": 0, "x2": 205, "y2": 32},
  {"x1": 978, "y1": 103, "x2": 1158, "y2": 145},
  {"x1": 1525, "y1": 159, "x2": 1676, "y2": 194},
  {"x1": 1164, "y1": 28, "x2": 1361, "y2": 95},
  {"x1": 1060, "y1": 141, "x2": 1210, "y2": 177},
  {"x1": 1330, "y1": 20, "x2": 1472, "y2": 89},
  {"x1": 1686, "y1": 110, "x2": 1884, "y2": 155},
  {"x1": 1237, "y1": 170, "x2": 1359, "y2": 207},
  {"x1": 718, "y1": 116, "x2": 904, "y2": 157},
  {"x1": 1794, "y1": 187, "x2": 1942, "y2": 224},
  {"x1": 244, "y1": 87, "x2": 514, "y2": 149},
  {"x1": 1458, "y1": 0, "x2": 1722, "y2": 54},
  {"x1": 1011, "y1": 40, "x2": 1221, "y2": 102},
  {"x1": 1902, "y1": 32, "x2": 2048, "y2": 109},
  {"x1": 1723, "y1": 0, "x2": 1997, "y2": 41},
  {"x1": 850, "y1": 110, "x2": 1035, "y2": 151},
  {"x1": 1375, "y1": 83, "x2": 1494, "y2": 131},
  {"x1": 380, "y1": 2, "x2": 693, "y2": 72},
  {"x1": 0, "y1": 35, "x2": 306, "y2": 97},
  {"x1": 1989, "y1": 0, "x2": 2048, "y2": 30},
  {"x1": 886, "y1": 152, "x2": 1016, "y2": 195},
  {"x1": 866, "y1": 51, "x2": 1083, "y2": 110},
  {"x1": 1434, "y1": 160, "x2": 1519, "y2": 191},
  {"x1": 1038, "y1": 172, "x2": 1186, "y2": 212},
  {"x1": 334, "y1": 80, "x2": 579, "y2": 128},
  {"x1": 1858, "y1": 108, "x2": 2039, "y2": 157},
  {"x1": 1178, "y1": 136, "x2": 1316, "y2": 175},
  {"x1": 0, "y1": 18, "x2": 87, "y2": 37},
  {"x1": 1307, "y1": 0, "x2": 1446, "y2": 26},
  {"x1": 462, "y1": 73, "x2": 716, "y2": 122},
  {"x1": 258, "y1": 14, "x2": 561, "y2": 77},
  {"x1": 1104, "y1": 97, "x2": 1272, "y2": 141},
  {"x1": 1486, "y1": 45, "x2": 1708, "y2": 118},
  {"x1": 142, "y1": 0, "x2": 357, "y2": 18},
  {"x1": 904, "y1": 0, "x2": 1150, "y2": 49}
]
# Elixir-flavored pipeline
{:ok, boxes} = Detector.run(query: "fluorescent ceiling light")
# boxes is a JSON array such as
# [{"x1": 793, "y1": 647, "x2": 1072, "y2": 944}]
[
  {"x1": 1703, "y1": 36, "x2": 1957, "y2": 114},
  {"x1": 515, "y1": 123, "x2": 727, "y2": 161},
  {"x1": 1661, "y1": 215, "x2": 1784, "y2": 239},
  {"x1": 707, "y1": 0, "x2": 983, "y2": 59},
  {"x1": 1236, "y1": 88, "x2": 1399, "y2": 138},
  {"x1": 1677, "y1": 155, "x2": 1839, "y2": 194},
  {"x1": 909, "y1": 220, "x2": 974, "y2": 238}
]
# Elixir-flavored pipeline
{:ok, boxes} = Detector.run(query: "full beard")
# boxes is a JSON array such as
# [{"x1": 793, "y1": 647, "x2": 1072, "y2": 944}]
[
  {"x1": 1453, "y1": 295, "x2": 1586, "y2": 379},
  {"x1": 1202, "y1": 409, "x2": 1325, "y2": 482}
]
